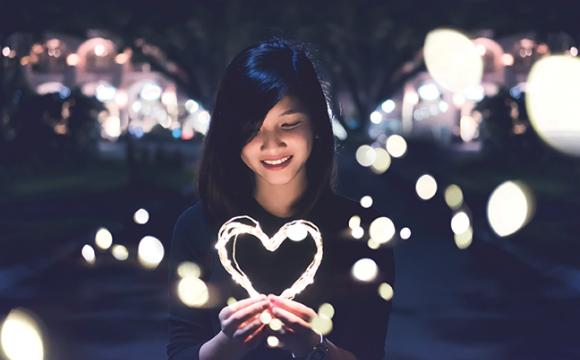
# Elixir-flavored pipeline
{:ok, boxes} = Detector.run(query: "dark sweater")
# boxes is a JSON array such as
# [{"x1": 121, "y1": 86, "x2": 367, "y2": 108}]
[{"x1": 167, "y1": 192, "x2": 395, "y2": 360}]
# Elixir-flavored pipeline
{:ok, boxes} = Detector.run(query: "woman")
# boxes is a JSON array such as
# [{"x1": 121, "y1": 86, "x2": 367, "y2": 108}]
[{"x1": 168, "y1": 38, "x2": 395, "y2": 360}]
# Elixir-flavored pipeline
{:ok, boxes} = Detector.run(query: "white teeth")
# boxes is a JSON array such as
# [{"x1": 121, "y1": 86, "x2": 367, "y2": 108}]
[{"x1": 263, "y1": 156, "x2": 290, "y2": 165}]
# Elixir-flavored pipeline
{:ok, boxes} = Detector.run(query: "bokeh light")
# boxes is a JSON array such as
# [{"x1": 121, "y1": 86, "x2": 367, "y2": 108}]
[
  {"x1": 1, "y1": 308, "x2": 44, "y2": 360},
  {"x1": 367, "y1": 238, "x2": 380, "y2": 250},
  {"x1": 445, "y1": 184, "x2": 464, "y2": 209},
  {"x1": 385, "y1": 135, "x2": 407, "y2": 158},
  {"x1": 487, "y1": 181, "x2": 534, "y2": 237},
  {"x1": 378, "y1": 283, "x2": 394, "y2": 301},
  {"x1": 370, "y1": 148, "x2": 391, "y2": 174},
  {"x1": 451, "y1": 211, "x2": 470, "y2": 235},
  {"x1": 178, "y1": 277, "x2": 209, "y2": 307},
  {"x1": 356, "y1": 145, "x2": 376, "y2": 167},
  {"x1": 455, "y1": 226, "x2": 473, "y2": 249},
  {"x1": 400, "y1": 227, "x2": 411, "y2": 240},
  {"x1": 369, "y1": 217, "x2": 395, "y2": 243},
  {"x1": 382, "y1": 99, "x2": 395, "y2": 113},
  {"x1": 111, "y1": 245, "x2": 128, "y2": 261},
  {"x1": 349, "y1": 215, "x2": 361, "y2": 230},
  {"x1": 82, "y1": 244, "x2": 95, "y2": 264},
  {"x1": 95, "y1": 227, "x2": 113, "y2": 250},
  {"x1": 416, "y1": 174, "x2": 438, "y2": 200},
  {"x1": 66, "y1": 54, "x2": 78, "y2": 66},
  {"x1": 227, "y1": 297, "x2": 237, "y2": 306},
  {"x1": 370, "y1": 111, "x2": 383, "y2": 124},
  {"x1": 140, "y1": 83, "x2": 162, "y2": 101},
  {"x1": 185, "y1": 99, "x2": 199, "y2": 113},
  {"x1": 360, "y1": 196, "x2": 373, "y2": 208},
  {"x1": 267, "y1": 336, "x2": 280, "y2": 347},
  {"x1": 134, "y1": 208, "x2": 149, "y2": 224},
  {"x1": 260, "y1": 311, "x2": 272, "y2": 324},
  {"x1": 526, "y1": 55, "x2": 580, "y2": 156},
  {"x1": 287, "y1": 223, "x2": 308, "y2": 242},
  {"x1": 424, "y1": 29, "x2": 483, "y2": 93},
  {"x1": 177, "y1": 261, "x2": 201, "y2": 278},
  {"x1": 269, "y1": 318, "x2": 283, "y2": 331},
  {"x1": 318, "y1": 303, "x2": 335, "y2": 320},
  {"x1": 418, "y1": 82, "x2": 441, "y2": 101},
  {"x1": 310, "y1": 315, "x2": 333, "y2": 336},
  {"x1": 351, "y1": 258, "x2": 378, "y2": 282},
  {"x1": 351, "y1": 226, "x2": 364, "y2": 239},
  {"x1": 138, "y1": 236, "x2": 165, "y2": 269}
]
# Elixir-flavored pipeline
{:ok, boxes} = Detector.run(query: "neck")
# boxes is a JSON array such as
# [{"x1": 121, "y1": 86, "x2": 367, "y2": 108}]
[{"x1": 253, "y1": 176, "x2": 307, "y2": 218}]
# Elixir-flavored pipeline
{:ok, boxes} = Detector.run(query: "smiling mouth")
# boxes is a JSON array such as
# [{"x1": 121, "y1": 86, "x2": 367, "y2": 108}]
[{"x1": 262, "y1": 156, "x2": 292, "y2": 166}]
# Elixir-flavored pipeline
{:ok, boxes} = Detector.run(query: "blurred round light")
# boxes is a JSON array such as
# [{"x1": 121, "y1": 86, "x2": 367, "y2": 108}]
[
  {"x1": 385, "y1": 135, "x2": 407, "y2": 158},
  {"x1": 405, "y1": 92, "x2": 419, "y2": 105},
  {"x1": 416, "y1": 174, "x2": 438, "y2": 200},
  {"x1": 351, "y1": 258, "x2": 378, "y2": 282},
  {"x1": 134, "y1": 208, "x2": 149, "y2": 225},
  {"x1": 369, "y1": 217, "x2": 395, "y2": 244},
  {"x1": 95, "y1": 227, "x2": 113, "y2": 250},
  {"x1": 382, "y1": 99, "x2": 396, "y2": 113},
  {"x1": 115, "y1": 91, "x2": 128, "y2": 107},
  {"x1": 67, "y1": 54, "x2": 79, "y2": 66},
  {"x1": 161, "y1": 92, "x2": 177, "y2": 106},
  {"x1": 260, "y1": 311, "x2": 272, "y2": 324},
  {"x1": 378, "y1": 283, "x2": 394, "y2": 301},
  {"x1": 487, "y1": 181, "x2": 534, "y2": 237},
  {"x1": 370, "y1": 148, "x2": 391, "y2": 174},
  {"x1": 185, "y1": 99, "x2": 199, "y2": 113},
  {"x1": 131, "y1": 101, "x2": 142, "y2": 113},
  {"x1": 310, "y1": 315, "x2": 333, "y2": 335},
  {"x1": 418, "y1": 83, "x2": 441, "y2": 101},
  {"x1": 356, "y1": 145, "x2": 376, "y2": 167},
  {"x1": 111, "y1": 245, "x2": 128, "y2": 261},
  {"x1": 460, "y1": 115, "x2": 479, "y2": 142},
  {"x1": 177, "y1": 261, "x2": 201, "y2": 278},
  {"x1": 178, "y1": 277, "x2": 209, "y2": 307},
  {"x1": 464, "y1": 85, "x2": 485, "y2": 102},
  {"x1": 502, "y1": 53, "x2": 514, "y2": 66},
  {"x1": 349, "y1": 215, "x2": 361, "y2": 230},
  {"x1": 198, "y1": 111, "x2": 210, "y2": 124},
  {"x1": 82, "y1": 244, "x2": 95, "y2": 264},
  {"x1": 351, "y1": 227, "x2": 364, "y2": 239},
  {"x1": 140, "y1": 83, "x2": 162, "y2": 101},
  {"x1": 267, "y1": 336, "x2": 280, "y2": 347},
  {"x1": 318, "y1": 303, "x2": 335, "y2": 319},
  {"x1": 451, "y1": 212, "x2": 470, "y2": 234},
  {"x1": 94, "y1": 44, "x2": 106, "y2": 56},
  {"x1": 115, "y1": 53, "x2": 128, "y2": 64},
  {"x1": 287, "y1": 223, "x2": 308, "y2": 242},
  {"x1": 455, "y1": 226, "x2": 473, "y2": 249},
  {"x1": 102, "y1": 116, "x2": 121, "y2": 139},
  {"x1": 138, "y1": 236, "x2": 165, "y2": 269},
  {"x1": 95, "y1": 84, "x2": 117, "y2": 102},
  {"x1": 424, "y1": 29, "x2": 483, "y2": 93},
  {"x1": 439, "y1": 101, "x2": 449, "y2": 113},
  {"x1": 227, "y1": 297, "x2": 237, "y2": 306},
  {"x1": 370, "y1": 111, "x2": 383, "y2": 124},
  {"x1": 444, "y1": 184, "x2": 463, "y2": 209},
  {"x1": 452, "y1": 93, "x2": 466, "y2": 107},
  {"x1": 1, "y1": 308, "x2": 44, "y2": 360},
  {"x1": 360, "y1": 196, "x2": 373, "y2": 208},
  {"x1": 269, "y1": 318, "x2": 283, "y2": 331},
  {"x1": 526, "y1": 55, "x2": 580, "y2": 156},
  {"x1": 400, "y1": 227, "x2": 411, "y2": 240},
  {"x1": 367, "y1": 238, "x2": 380, "y2": 249}
]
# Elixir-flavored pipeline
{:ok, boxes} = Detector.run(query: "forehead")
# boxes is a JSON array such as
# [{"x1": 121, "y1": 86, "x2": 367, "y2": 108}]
[{"x1": 265, "y1": 95, "x2": 309, "y2": 119}]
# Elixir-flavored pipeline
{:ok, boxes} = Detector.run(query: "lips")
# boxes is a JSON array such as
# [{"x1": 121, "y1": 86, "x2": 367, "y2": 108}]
[{"x1": 261, "y1": 155, "x2": 292, "y2": 170}]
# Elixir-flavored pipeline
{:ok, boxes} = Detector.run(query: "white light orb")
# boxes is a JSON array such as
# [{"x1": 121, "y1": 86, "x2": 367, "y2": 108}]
[
  {"x1": 424, "y1": 29, "x2": 483, "y2": 93},
  {"x1": 178, "y1": 277, "x2": 209, "y2": 307},
  {"x1": 370, "y1": 148, "x2": 391, "y2": 174},
  {"x1": 370, "y1": 111, "x2": 383, "y2": 124},
  {"x1": 95, "y1": 84, "x2": 117, "y2": 103},
  {"x1": 400, "y1": 227, "x2": 411, "y2": 240},
  {"x1": 382, "y1": 99, "x2": 396, "y2": 113},
  {"x1": 82, "y1": 244, "x2": 95, "y2": 264},
  {"x1": 140, "y1": 83, "x2": 162, "y2": 102},
  {"x1": 451, "y1": 212, "x2": 470, "y2": 235},
  {"x1": 318, "y1": 303, "x2": 335, "y2": 319},
  {"x1": 185, "y1": 99, "x2": 199, "y2": 113},
  {"x1": 111, "y1": 245, "x2": 128, "y2": 261},
  {"x1": 487, "y1": 181, "x2": 534, "y2": 237},
  {"x1": 349, "y1": 215, "x2": 361, "y2": 230},
  {"x1": 138, "y1": 236, "x2": 165, "y2": 269},
  {"x1": 418, "y1": 83, "x2": 441, "y2": 101},
  {"x1": 178, "y1": 261, "x2": 201, "y2": 278},
  {"x1": 134, "y1": 208, "x2": 149, "y2": 225},
  {"x1": 416, "y1": 174, "x2": 438, "y2": 200},
  {"x1": 455, "y1": 226, "x2": 473, "y2": 249},
  {"x1": 367, "y1": 238, "x2": 381, "y2": 250},
  {"x1": 444, "y1": 184, "x2": 464, "y2": 209},
  {"x1": 526, "y1": 55, "x2": 580, "y2": 156},
  {"x1": 439, "y1": 101, "x2": 449, "y2": 113},
  {"x1": 310, "y1": 315, "x2": 333, "y2": 335},
  {"x1": 369, "y1": 217, "x2": 395, "y2": 244},
  {"x1": 385, "y1": 135, "x2": 407, "y2": 158},
  {"x1": 269, "y1": 318, "x2": 283, "y2": 331},
  {"x1": 351, "y1": 258, "x2": 378, "y2": 282},
  {"x1": 1, "y1": 308, "x2": 44, "y2": 360},
  {"x1": 351, "y1": 227, "x2": 364, "y2": 239},
  {"x1": 378, "y1": 283, "x2": 394, "y2": 301},
  {"x1": 360, "y1": 196, "x2": 373, "y2": 208},
  {"x1": 267, "y1": 336, "x2": 280, "y2": 347},
  {"x1": 356, "y1": 145, "x2": 376, "y2": 167},
  {"x1": 464, "y1": 84, "x2": 485, "y2": 102},
  {"x1": 95, "y1": 227, "x2": 113, "y2": 250},
  {"x1": 287, "y1": 223, "x2": 308, "y2": 242},
  {"x1": 260, "y1": 311, "x2": 272, "y2": 324}
]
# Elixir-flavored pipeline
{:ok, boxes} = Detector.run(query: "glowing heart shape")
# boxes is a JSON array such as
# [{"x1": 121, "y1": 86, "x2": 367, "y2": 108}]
[{"x1": 216, "y1": 215, "x2": 323, "y2": 300}]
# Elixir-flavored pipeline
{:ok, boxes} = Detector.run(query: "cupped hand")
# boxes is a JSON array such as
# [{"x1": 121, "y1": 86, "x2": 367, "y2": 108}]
[
  {"x1": 218, "y1": 295, "x2": 270, "y2": 350},
  {"x1": 266, "y1": 294, "x2": 320, "y2": 357}
]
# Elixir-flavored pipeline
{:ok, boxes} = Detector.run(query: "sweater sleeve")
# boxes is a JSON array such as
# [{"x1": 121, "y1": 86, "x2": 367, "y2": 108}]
[{"x1": 167, "y1": 202, "x2": 217, "y2": 360}]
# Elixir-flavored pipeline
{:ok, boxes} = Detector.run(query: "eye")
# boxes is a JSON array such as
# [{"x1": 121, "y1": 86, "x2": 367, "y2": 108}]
[{"x1": 282, "y1": 122, "x2": 300, "y2": 128}]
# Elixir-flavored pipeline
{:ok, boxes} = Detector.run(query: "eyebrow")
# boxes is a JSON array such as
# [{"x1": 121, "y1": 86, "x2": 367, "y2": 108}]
[{"x1": 280, "y1": 109, "x2": 307, "y2": 116}]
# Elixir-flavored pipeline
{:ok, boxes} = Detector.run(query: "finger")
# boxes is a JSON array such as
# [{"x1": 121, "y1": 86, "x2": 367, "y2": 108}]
[
  {"x1": 270, "y1": 306, "x2": 312, "y2": 332},
  {"x1": 222, "y1": 295, "x2": 267, "y2": 319},
  {"x1": 223, "y1": 300, "x2": 269, "y2": 330},
  {"x1": 243, "y1": 324, "x2": 268, "y2": 348},
  {"x1": 268, "y1": 295, "x2": 316, "y2": 322}
]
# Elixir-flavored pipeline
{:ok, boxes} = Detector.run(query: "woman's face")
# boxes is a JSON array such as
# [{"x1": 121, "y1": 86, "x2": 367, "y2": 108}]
[{"x1": 241, "y1": 95, "x2": 314, "y2": 190}]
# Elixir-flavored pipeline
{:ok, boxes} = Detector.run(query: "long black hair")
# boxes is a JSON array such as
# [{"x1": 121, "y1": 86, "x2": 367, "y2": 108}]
[{"x1": 197, "y1": 38, "x2": 336, "y2": 223}]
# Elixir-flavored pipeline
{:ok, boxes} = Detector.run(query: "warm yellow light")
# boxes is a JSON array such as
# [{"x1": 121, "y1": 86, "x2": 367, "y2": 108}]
[
  {"x1": 95, "y1": 227, "x2": 113, "y2": 250},
  {"x1": 115, "y1": 53, "x2": 128, "y2": 64},
  {"x1": 138, "y1": 236, "x2": 165, "y2": 269},
  {"x1": 460, "y1": 116, "x2": 478, "y2": 142},
  {"x1": 318, "y1": 303, "x2": 335, "y2": 319},
  {"x1": 424, "y1": 29, "x2": 483, "y2": 93},
  {"x1": 445, "y1": 184, "x2": 463, "y2": 209},
  {"x1": 502, "y1": 53, "x2": 514, "y2": 66},
  {"x1": 370, "y1": 148, "x2": 391, "y2": 174},
  {"x1": 356, "y1": 145, "x2": 376, "y2": 167},
  {"x1": 348, "y1": 215, "x2": 361, "y2": 230},
  {"x1": 111, "y1": 245, "x2": 128, "y2": 261},
  {"x1": 227, "y1": 297, "x2": 237, "y2": 306},
  {"x1": 66, "y1": 54, "x2": 78, "y2": 66},
  {"x1": 134, "y1": 208, "x2": 149, "y2": 225},
  {"x1": 20, "y1": 56, "x2": 30, "y2": 66},
  {"x1": 400, "y1": 227, "x2": 411, "y2": 240},
  {"x1": 360, "y1": 196, "x2": 373, "y2": 208},
  {"x1": 178, "y1": 262, "x2": 201, "y2": 278},
  {"x1": 378, "y1": 283, "x2": 394, "y2": 301},
  {"x1": 267, "y1": 336, "x2": 280, "y2": 347},
  {"x1": 416, "y1": 174, "x2": 437, "y2": 200},
  {"x1": 367, "y1": 238, "x2": 380, "y2": 249},
  {"x1": 82, "y1": 244, "x2": 95, "y2": 264},
  {"x1": 287, "y1": 223, "x2": 308, "y2": 242},
  {"x1": 487, "y1": 181, "x2": 534, "y2": 237},
  {"x1": 385, "y1": 135, "x2": 407, "y2": 158},
  {"x1": 1, "y1": 308, "x2": 44, "y2": 360},
  {"x1": 310, "y1": 315, "x2": 333, "y2": 336},
  {"x1": 526, "y1": 55, "x2": 580, "y2": 156},
  {"x1": 178, "y1": 277, "x2": 209, "y2": 307},
  {"x1": 260, "y1": 311, "x2": 272, "y2": 324},
  {"x1": 269, "y1": 318, "x2": 283, "y2": 331},
  {"x1": 369, "y1": 217, "x2": 395, "y2": 243},
  {"x1": 454, "y1": 226, "x2": 473, "y2": 249},
  {"x1": 351, "y1": 258, "x2": 378, "y2": 282},
  {"x1": 102, "y1": 116, "x2": 121, "y2": 139},
  {"x1": 351, "y1": 226, "x2": 364, "y2": 239}
]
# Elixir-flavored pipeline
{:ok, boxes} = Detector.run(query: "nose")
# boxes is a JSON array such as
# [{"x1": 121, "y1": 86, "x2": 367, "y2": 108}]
[{"x1": 259, "y1": 129, "x2": 286, "y2": 152}]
